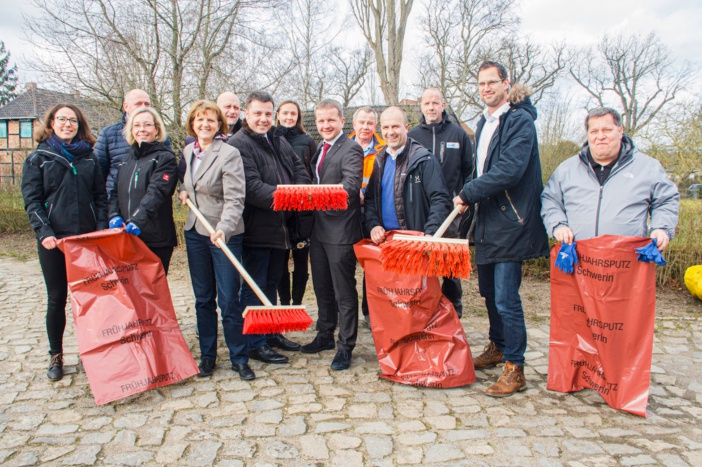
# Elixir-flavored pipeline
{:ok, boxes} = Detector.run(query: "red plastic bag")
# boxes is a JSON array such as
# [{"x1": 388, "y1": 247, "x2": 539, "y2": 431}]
[
  {"x1": 547, "y1": 235, "x2": 656, "y2": 416},
  {"x1": 355, "y1": 232, "x2": 475, "y2": 389},
  {"x1": 57, "y1": 230, "x2": 199, "y2": 405}
]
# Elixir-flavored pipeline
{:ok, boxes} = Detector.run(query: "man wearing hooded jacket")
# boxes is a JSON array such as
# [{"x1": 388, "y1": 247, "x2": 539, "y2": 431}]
[
  {"x1": 541, "y1": 107, "x2": 679, "y2": 248},
  {"x1": 409, "y1": 88, "x2": 473, "y2": 319},
  {"x1": 365, "y1": 106, "x2": 452, "y2": 245},
  {"x1": 453, "y1": 61, "x2": 549, "y2": 397}
]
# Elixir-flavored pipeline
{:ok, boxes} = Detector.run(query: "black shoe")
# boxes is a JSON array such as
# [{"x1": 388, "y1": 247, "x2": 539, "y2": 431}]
[
  {"x1": 331, "y1": 348, "x2": 352, "y2": 371},
  {"x1": 300, "y1": 335, "x2": 335, "y2": 354},
  {"x1": 267, "y1": 334, "x2": 301, "y2": 351},
  {"x1": 232, "y1": 363, "x2": 255, "y2": 381},
  {"x1": 47, "y1": 353, "x2": 63, "y2": 381},
  {"x1": 198, "y1": 358, "x2": 215, "y2": 377},
  {"x1": 248, "y1": 345, "x2": 289, "y2": 364}
]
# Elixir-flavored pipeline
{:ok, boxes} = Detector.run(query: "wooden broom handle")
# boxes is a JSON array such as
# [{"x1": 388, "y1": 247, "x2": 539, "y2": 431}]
[
  {"x1": 433, "y1": 206, "x2": 462, "y2": 239},
  {"x1": 185, "y1": 199, "x2": 273, "y2": 307}
]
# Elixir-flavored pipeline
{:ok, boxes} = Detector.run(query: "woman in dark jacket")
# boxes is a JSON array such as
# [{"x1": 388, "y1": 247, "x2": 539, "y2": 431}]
[
  {"x1": 275, "y1": 100, "x2": 316, "y2": 305},
  {"x1": 21, "y1": 103, "x2": 108, "y2": 381},
  {"x1": 108, "y1": 107, "x2": 178, "y2": 273}
]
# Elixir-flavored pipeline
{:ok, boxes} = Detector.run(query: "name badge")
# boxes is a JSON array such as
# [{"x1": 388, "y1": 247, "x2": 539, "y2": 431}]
[{"x1": 447, "y1": 142, "x2": 460, "y2": 149}]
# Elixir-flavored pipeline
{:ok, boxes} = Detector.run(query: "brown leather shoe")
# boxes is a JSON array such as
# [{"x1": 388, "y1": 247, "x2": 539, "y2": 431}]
[
  {"x1": 485, "y1": 361, "x2": 526, "y2": 397},
  {"x1": 472, "y1": 341, "x2": 503, "y2": 369}
]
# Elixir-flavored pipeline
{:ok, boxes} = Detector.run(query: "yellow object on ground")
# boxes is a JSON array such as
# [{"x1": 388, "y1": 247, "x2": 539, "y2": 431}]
[{"x1": 684, "y1": 265, "x2": 702, "y2": 300}]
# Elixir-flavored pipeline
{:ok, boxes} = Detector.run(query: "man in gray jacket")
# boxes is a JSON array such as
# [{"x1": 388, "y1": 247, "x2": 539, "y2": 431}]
[{"x1": 541, "y1": 107, "x2": 679, "y2": 249}]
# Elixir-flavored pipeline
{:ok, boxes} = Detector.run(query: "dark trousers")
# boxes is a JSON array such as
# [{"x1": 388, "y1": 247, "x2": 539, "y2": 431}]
[
  {"x1": 240, "y1": 246, "x2": 285, "y2": 350},
  {"x1": 38, "y1": 243, "x2": 68, "y2": 355},
  {"x1": 442, "y1": 277, "x2": 463, "y2": 318},
  {"x1": 184, "y1": 229, "x2": 249, "y2": 364},
  {"x1": 148, "y1": 246, "x2": 174, "y2": 275},
  {"x1": 477, "y1": 261, "x2": 526, "y2": 366},
  {"x1": 310, "y1": 240, "x2": 358, "y2": 351},
  {"x1": 277, "y1": 247, "x2": 309, "y2": 305}
]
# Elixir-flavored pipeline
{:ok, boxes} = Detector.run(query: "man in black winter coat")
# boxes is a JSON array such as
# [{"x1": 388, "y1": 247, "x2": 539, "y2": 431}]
[
  {"x1": 227, "y1": 91, "x2": 312, "y2": 362},
  {"x1": 454, "y1": 61, "x2": 549, "y2": 397},
  {"x1": 409, "y1": 88, "x2": 473, "y2": 318},
  {"x1": 365, "y1": 106, "x2": 452, "y2": 244}
]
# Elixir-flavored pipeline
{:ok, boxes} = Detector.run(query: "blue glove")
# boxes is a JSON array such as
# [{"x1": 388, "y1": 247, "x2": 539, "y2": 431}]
[
  {"x1": 635, "y1": 238, "x2": 667, "y2": 266},
  {"x1": 554, "y1": 242, "x2": 578, "y2": 274},
  {"x1": 109, "y1": 216, "x2": 124, "y2": 229},
  {"x1": 125, "y1": 222, "x2": 141, "y2": 236}
]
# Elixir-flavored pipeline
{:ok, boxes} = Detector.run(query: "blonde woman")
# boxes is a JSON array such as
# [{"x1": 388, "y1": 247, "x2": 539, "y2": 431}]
[{"x1": 107, "y1": 107, "x2": 178, "y2": 273}]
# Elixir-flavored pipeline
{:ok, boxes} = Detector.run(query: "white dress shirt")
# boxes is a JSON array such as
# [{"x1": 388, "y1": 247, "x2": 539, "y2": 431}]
[{"x1": 476, "y1": 102, "x2": 510, "y2": 177}]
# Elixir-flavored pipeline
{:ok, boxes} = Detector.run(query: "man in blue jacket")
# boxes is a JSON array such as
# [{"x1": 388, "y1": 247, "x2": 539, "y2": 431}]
[
  {"x1": 454, "y1": 61, "x2": 549, "y2": 397},
  {"x1": 95, "y1": 89, "x2": 171, "y2": 195}
]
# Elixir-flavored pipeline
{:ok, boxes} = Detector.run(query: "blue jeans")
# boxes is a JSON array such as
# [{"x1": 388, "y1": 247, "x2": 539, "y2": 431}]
[
  {"x1": 185, "y1": 229, "x2": 248, "y2": 364},
  {"x1": 477, "y1": 262, "x2": 526, "y2": 366},
  {"x1": 240, "y1": 247, "x2": 286, "y2": 349}
]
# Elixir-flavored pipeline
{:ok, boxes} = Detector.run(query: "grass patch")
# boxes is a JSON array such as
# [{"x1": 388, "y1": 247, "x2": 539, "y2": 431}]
[{"x1": 2, "y1": 183, "x2": 702, "y2": 288}]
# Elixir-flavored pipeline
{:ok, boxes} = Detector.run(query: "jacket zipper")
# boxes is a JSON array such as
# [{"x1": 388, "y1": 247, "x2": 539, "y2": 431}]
[
  {"x1": 440, "y1": 141, "x2": 445, "y2": 164},
  {"x1": 432, "y1": 127, "x2": 436, "y2": 155},
  {"x1": 583, "y1": 153, "x2": 631, "y2": 237},
  {"x1": 47, "y1": 203, "x2": 53, "y2": 220},
  {"x1": 90, "y1": 203, "x2": 97, "y2": 223},
  {"x1": 271, "y1": 145, "x2": 291, "y2": 250},
  {"x1": 504, "y1": 190, "x2": 524, "y2": 224},
  {"x1": 127, "y1": 162, "x2": 138, "y2": 221},
  {"x1": 594, "y1": 186, "x2": 604, "y2": 236}
]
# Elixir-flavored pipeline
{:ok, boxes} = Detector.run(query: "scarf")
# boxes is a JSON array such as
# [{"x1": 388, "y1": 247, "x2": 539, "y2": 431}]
[
  {"x1": 47, "y1": 134, "x2": 92, "y2": 162},
  {"x1": 193, "y1": 133, "x2": 229, "y2": 160}
]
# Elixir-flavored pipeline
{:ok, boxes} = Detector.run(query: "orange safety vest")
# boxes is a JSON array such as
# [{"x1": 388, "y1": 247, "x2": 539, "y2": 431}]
[{"x1": 350, "y1": 132, "x2": 386, "y2": 189}]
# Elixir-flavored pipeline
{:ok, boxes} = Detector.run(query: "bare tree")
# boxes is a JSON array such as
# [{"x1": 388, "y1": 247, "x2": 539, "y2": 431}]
[
  {"x1": 417, "y1": 0, "x2": 517, "y2": 119},
  {"x1": 350, "y1": 0, "x2": 414, "y2": 104},
  {"x1": 24, "y1": 0, "x2": 278, "y2": 146},
  {"x1": 570, "y1": 32, "x2": 694, "y2": 136},
  {"x1": 643, "y1": 101, "x2": 702, "y2": 186},
  {"x1": 500, "y1": 37, "x2": 568, "y2": 106},
  {"x1": 327, "y1": 46, "x2": 373, "y2": 107}
]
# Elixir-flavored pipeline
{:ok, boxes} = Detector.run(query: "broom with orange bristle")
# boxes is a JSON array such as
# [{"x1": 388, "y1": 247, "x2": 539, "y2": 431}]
[
  {"x1": 273, "y1": 184, "x2": 348, "y2": 211},
  {"x1": 185, "y1": 199, "x2": 313, "y2": 334},
  {"x1": 379, "y1": 206, "x2": 471, "y2": 279}
]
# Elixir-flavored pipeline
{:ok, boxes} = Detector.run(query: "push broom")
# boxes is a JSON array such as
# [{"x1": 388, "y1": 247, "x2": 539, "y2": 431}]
[
  {"x1": 379, "y1": 206, "x2": 472, "y2": 279},
  {"x1": 185, "y1": 199, "x2": 313, "y2": 334},
  {"x1": 273, "y1": 184, "x2": 348, "y2": 211}
]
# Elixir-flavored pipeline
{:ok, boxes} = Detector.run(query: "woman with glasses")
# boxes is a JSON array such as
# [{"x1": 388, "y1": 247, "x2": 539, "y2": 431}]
[
  {"x1": 107, "y1": 107, "x2": 178, "y2": 273},
  {"x1": 21, "y1": 103, "x2": 108, "y2": 381}
]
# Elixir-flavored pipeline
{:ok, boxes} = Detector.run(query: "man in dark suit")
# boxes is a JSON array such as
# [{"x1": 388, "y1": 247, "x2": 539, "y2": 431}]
[{"x1": 300, "y1": 99, "x2": 363, "y2": 371}]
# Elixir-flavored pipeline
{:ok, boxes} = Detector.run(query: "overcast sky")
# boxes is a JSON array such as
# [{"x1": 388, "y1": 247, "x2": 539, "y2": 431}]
[{"x1": 1, "y1": 0, "x2": 700, "y2": 91}]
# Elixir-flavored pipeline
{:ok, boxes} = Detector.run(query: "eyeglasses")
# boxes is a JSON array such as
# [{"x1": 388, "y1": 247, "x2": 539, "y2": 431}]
[
  {"x1": 478, "y1": 79, "x2": 504, "y2": 88},
  {"x1": 55, "y1": 116, "x2": 78, "y2": 126},
  {"x1": 133, "y1": 123, "x2": 155, "y2": 130}
]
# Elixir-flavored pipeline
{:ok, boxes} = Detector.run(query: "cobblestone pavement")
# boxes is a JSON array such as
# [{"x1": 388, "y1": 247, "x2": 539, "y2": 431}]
[{"x1": 1, "y1": 256, "x2": 701, "y2": 466}]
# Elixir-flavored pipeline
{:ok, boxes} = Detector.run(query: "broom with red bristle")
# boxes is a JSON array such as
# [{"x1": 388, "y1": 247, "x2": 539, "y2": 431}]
[
  {"x1": 185, "y1": 199, "x2": 312, "y2": 334},
  {"x1": 273, "y1": 184, "x2": 348, "y2": 211},
  {"x1": 379, "y1": 206, "x2": 472, "y2": 279}
]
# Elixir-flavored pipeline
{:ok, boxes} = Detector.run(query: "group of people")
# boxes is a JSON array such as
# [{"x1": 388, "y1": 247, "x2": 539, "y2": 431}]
[{"x1": 22, "y1": 59, "x2": 679, "y2": 398}]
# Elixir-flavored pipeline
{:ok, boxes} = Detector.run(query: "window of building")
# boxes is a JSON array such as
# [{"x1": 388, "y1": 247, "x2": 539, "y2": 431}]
[
  {"x1": 20, "y1": 120, "x2": 32, "y2": 138},
  {"x1": 0, "y1": 121, "x2": 7, "y2": 138}
]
